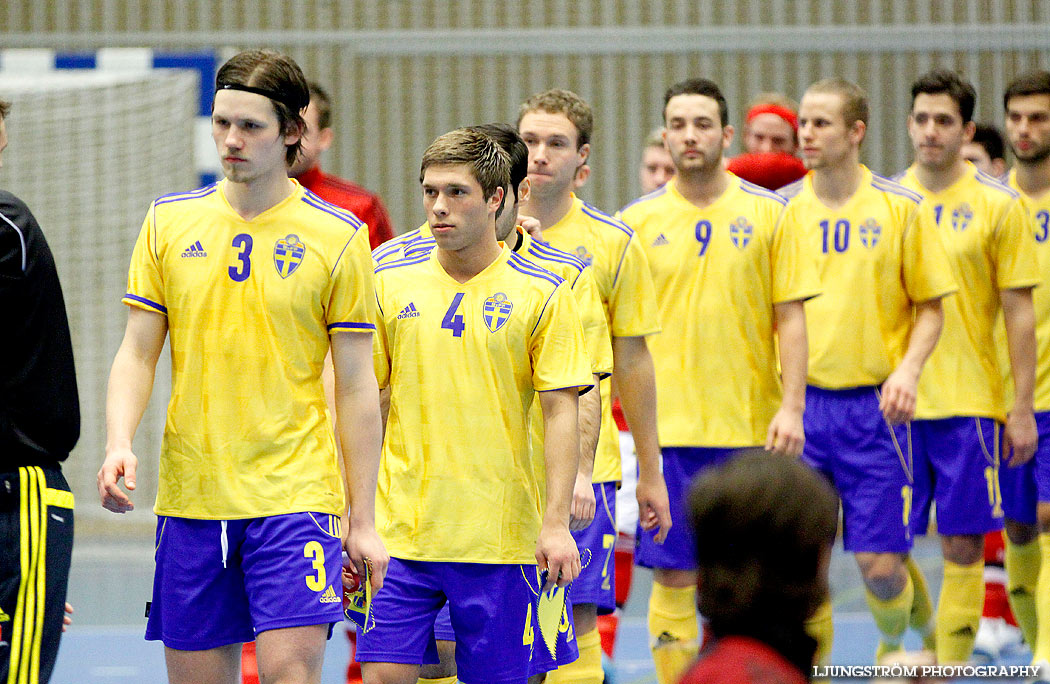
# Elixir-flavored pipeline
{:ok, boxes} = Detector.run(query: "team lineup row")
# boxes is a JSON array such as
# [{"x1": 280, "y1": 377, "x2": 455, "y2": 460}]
[{"x1": 1, "y1": 46, "x2": 1037, "y2": 684}]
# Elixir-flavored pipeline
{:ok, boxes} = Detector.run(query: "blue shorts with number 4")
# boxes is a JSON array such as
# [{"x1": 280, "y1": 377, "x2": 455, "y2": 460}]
[
  {"x1": 357, "y1": 558, "x2": 576, "y2": 684},
  {"x1": 801, "y1": 386, "x2": 914, "y2": 553},
  {"x1": 635, "y1": 446, "x2": 742, "y2": 570},
  {"x1": 1000, "y1": 410, "x2": 1050, "y2": 524},
  {"x1": 910, "y1": 417, "x2": 1004, "y2": 536},
  {"x1": 145, "y1": 512, "x2": 344, "y2": 651}
]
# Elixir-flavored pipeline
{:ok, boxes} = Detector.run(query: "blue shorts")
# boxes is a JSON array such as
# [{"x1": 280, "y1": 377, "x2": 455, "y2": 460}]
[
  {"x1": 145, "y1": 513, "x2": 344, "y2": 651},
  {"x1": 801, "y1": 386, "x2": 913, "y2": 553},
  {"x1": 635, "y1": 446, "x2": 741, "y2": 570},
  {"x1": 999, "y1": 410, "x2": 1050, "y2": 523},
  {"x1": 357, "y1": 558, "x2": 575, "y2": 684},
  {"x1": 910, "y1": 417, "x2": 1004, "y2": 537},
  {"x1": 431, "y1": 590, "x2": 579, "y2": 676},
  {"x1": 567, "y1": 482, "x2": 617, "y2": 614}
]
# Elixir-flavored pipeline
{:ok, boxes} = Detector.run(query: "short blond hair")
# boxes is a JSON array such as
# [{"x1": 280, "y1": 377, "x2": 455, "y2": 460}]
[
  {"x1": 518, "y1": 89, "x2": 593, "y2": 148},
  {"x1": 805, "y1": 78, "x2": 869, "y2": 129},
  {"x1": 420, "y1": 128, "x2": 511, "y2": 200}
]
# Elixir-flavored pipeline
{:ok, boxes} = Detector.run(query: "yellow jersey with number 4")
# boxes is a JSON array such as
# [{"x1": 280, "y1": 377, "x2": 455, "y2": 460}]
[
  {"x1": 123, "y1": 179, "x2": 376, "y2": 519},
  {"x1": 373, "y1": 245, "x2": 592, "y2": 563}
]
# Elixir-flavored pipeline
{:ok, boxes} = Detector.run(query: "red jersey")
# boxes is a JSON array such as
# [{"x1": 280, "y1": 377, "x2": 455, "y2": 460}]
[
  {"x1": 680, "y1": 636, "x2": 808, "y2": 684},
  {"x1": 295, "y1": 165, "x2": 394, "y2": 249}
]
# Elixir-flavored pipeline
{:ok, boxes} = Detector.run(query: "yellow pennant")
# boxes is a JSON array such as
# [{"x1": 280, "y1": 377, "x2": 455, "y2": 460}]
[{"x1": 537, "y1": 585, "x2": 566, "y2": 659}]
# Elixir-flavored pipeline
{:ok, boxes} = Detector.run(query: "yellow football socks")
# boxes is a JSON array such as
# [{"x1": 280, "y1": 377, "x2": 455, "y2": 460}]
[
  {"x1": 648, "y1": 582, "x2": 699, "y2": 684},
  {"x1": 1004, "y1": 537, "x2": 1040, "y2": 649},
  {"x1": 546, "y1": 628, "x2": 603, "y2": 684},
  {"x1": 1033, "y1": 533, "x2": 1050, "y2": 663},
  {"x1": 905, "y1": 555, "x2": 936, "y2": 650},
  {"x1": 867, "y1": 575, "x2": 914, "y2": 658},
  {"x1": 936, "y1": 559, "x2": 983, "y2": 664},
  {"x1": 805, "y1": 599, "x2": 834, "y2": 669},
  {"x1": 417, "y1": 678, "x2": 457, "y2": 684}
]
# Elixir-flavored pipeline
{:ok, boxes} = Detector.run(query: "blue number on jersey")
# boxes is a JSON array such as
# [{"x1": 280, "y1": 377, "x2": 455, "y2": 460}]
[
  {"x1": 820, "y1": 219, "x2": 850, "y2": 254},
  {"x1": 441, "y1": 293, "x2": 466, "y2": 337},
  {"x1": 229, "y1": 233, "x2": 253, "y2": 282},
  {"x1": 694, "y1": 220, "x2": 712, "y2": 256},
  {"x1": 1037, "y1": 210, "x2": 1050, "y2": 243},
  {"x1": 933, "y1": 204, "x2": 944, "y2": 226}
]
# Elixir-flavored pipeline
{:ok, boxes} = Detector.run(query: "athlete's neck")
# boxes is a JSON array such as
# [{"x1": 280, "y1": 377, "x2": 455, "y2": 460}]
[
  {"x1": 812, "y1": 159, "x2": 863, "y2": 209},
  {"x1": 1012, "y1": 157, "x2": 1050, "y2": 199},
  {"x1": 437, "y1": 235, "x2": 503, "y2": 284},
  {"x1": 913, "y1": 157, "x2": 968, "y2": 194},
  {"x1": 675, "y1": 165, "x2": 731, "y2": 208},
  {"x1": 224, "y1": 171, "x2": 295, "y2": 221},
  {"x1": 521, "y1": 191, "x2": 574, "y2": 235}
]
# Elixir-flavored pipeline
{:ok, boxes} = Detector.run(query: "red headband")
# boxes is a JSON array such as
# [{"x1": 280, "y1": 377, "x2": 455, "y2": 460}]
[{"x1": 746, "y1": 104, "x2": 798, "y2": 131}]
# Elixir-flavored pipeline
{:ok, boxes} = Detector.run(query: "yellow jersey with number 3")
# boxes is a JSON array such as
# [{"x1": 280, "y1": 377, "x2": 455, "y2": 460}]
[
  {"x1": 540, "y1": 195, "x2": 660, "y2": 483},
  {"x1": 123, "y1": 179, "x2": 376, "y2": 519},
  {"x1": 619, "y1": 175, "x2": 820, "y2": 446},
  {"x1": 779, "y1": 167, "x2": 957, "y2": 389},
  {"x1": 373, "y1": 245, "x2": 592, "y2": 563},
  {"x1": 897, "y1": 163, "x2": 1039, "y2": 421}
]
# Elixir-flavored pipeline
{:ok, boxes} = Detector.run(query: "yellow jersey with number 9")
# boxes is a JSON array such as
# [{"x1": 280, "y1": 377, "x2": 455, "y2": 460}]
[{"x1": 123, "y1": 179, "x2": 376, "y2": 519}]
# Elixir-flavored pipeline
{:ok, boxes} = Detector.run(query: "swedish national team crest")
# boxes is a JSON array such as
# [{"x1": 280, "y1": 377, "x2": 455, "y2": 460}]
[
  {"x1": 574, "y1": 246, "x2": 594, "y2": 266},
  {"x1": 951, "y1": 203, "x2": 974, "y2": 232},
  {"x1": 859, "y1": 218, "x2": 881, "y2": 248},
  {"x1": 274, "y1": 234, "x2": 306, "y2": 278},
  {"x1": 729, "y1": 216, "x2": 753, "y2": 249},
  {"x1": 483, "y1": 292, "x2": 513, "y2": 332}
]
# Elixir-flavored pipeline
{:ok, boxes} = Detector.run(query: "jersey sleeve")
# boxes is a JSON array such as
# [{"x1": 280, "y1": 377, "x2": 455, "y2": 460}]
[
  {"x1": 122, "y1": 203, "x2": 168, "y2": 314},
  {"x1": 902, "y1": 201, "x2": 958, "y2": 303},
  {"x1": 770, "y1": 204, "x2": 821, "y2": 304},
  {"x1": 371, "y1": 275, "x2": 391, "y2": 390},
  {"x1": 571, "y1": 266, "x2": 614, "y2": 377},
  {"x1": 530, "y1": 282, "x2": 594, "y2": 393},
  {"x1": 994, "y1": 198, "x2": 1040, "y2": 290},
  {"x1": 326, "y1": 225, "x2": 378, "y2": 334},
  {"x1": 607, "y1": 233, "x2": 661, "y2": 337}
]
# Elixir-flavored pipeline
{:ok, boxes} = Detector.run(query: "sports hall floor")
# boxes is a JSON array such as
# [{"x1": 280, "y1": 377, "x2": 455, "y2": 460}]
[{"x1": 55, "y1": 534, "x2": 1030, "y2": 684}]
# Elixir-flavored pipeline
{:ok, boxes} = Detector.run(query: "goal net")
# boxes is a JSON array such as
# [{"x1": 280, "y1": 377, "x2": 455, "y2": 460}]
[{"x1": 0, "y1": 69, "x2": 199, "y2": 534}]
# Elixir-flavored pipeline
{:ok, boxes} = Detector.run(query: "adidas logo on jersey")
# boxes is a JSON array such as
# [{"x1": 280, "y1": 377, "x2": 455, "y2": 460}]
[
  {"x1": 181, "y1": 240, "x2": 207, "y2": 258},
  {"x1": 397, "y1": 303, "x2": 420, "y2": 319},
  {"x1": 319, "y1": 586, "x2": 340, "y2": 604},
  {"x1": 651, "y1": 233, "x2": 670, "y2": 247}
]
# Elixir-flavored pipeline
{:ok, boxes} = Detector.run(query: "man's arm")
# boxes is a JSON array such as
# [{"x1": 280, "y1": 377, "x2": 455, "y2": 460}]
[
  {"x1": 570, "y1": 374, "x2": 601, "y2": 530},
  {"x1": 880, "y1": 298, "x2": 944, "y2": 425},
  {"x1": 537, "y1": 387, "x2": 583, "y2": 591},
  {"x1": 97, "y1": 307, "x2": 168, "y2": 513},
  {"x1": 330, "y1": 331, "x2": 389, "y2": 589},
  {"x1": 1001, "y1": 287, "x2": 1038, "y2": 466},
  {"x1": 611, "y1": 335, "x2": 671, "y2": 543},
  {"x1": 767, "y1": 300, "x2": 807, "y2": 457}
]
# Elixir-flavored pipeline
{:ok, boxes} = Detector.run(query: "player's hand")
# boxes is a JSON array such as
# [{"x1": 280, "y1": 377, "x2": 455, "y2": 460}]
[
  {"x1": 62, "y1": 603, "x2": 73, "y2": 633},
  {"x1": 636, "y1": 471, "x2": 672, "y2": 544},
  {"x1": 518, "y1": 215, "x2": 544, "y2": 242},
  {"x1": 1003, "y1": 410, "x2": 1037, "y2": 466},
  {"x1": 765, "y1": 406, "x2": 805, "y2": 457},
  {"x1": 344, "y1": 522, "x2": 389, "y2": 593},
  {"x1": 569, "y1": 472, "x2": 596, "y2": 531},
  {"x1": 879, "y1": 367, "x2": 919, "y2": 425},
  {"x1": 97, "y1": 448, "x2": 138, "y2": 513},
  {"x1": 536, "y1": 522, "x2": 581, "y2": 592}
]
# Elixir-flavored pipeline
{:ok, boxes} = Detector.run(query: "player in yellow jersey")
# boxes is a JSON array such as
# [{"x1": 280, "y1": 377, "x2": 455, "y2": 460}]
[
  {"x1": 1001, "y1": 71, "x2": 1050, "y2": 678},
  {"x1": 357, "y1": 128, "x2": 591, "y2": 684},
  {"x1": 895, "y1": 69, "x2": 1039, "y2": 665},
  {"x1": 779, "y1": 78, "x2": 957, "y2": 666},
  {"x1": 617, "y1": 77, "x2": 819, "y2": 684},
  {"x1": 388, "y1": 123, "x2": 610, "y2": 684},
  {"x1": 97, "y1": 50, "x2": 387, "y2": 684},
  {"x1": 517, "y1": 89, "x2": 671, "y2": 684}
]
